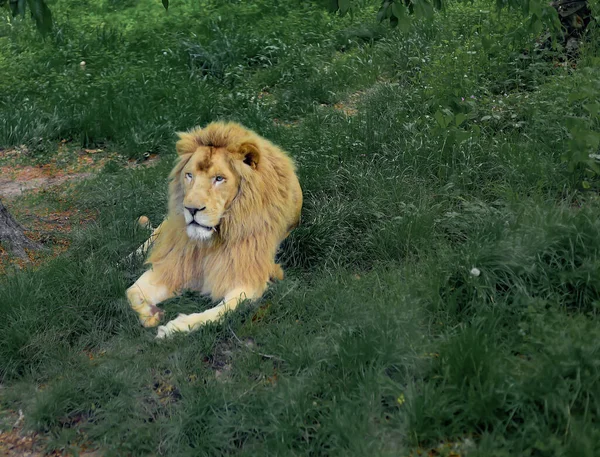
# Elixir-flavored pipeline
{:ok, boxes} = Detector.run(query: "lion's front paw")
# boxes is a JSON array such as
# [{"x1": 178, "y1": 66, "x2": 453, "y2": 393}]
[
  {"x1": 156, "y1": 313, "x2": 191, "y2": 339},
  {"x1": 138, "y1": 304, "x2": 164, "y2": 328},
  {"x1": 127, "y1": 284, "x2": 165, "y2": 328},
  {"x1": 140, "y1": 312, "x2": 162, "y2": 328},
  {"x1": 156, "y1": 324, "x2": 173, "y2": 339}
]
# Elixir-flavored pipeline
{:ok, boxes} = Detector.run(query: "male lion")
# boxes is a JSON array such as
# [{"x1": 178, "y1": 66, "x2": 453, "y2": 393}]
[{"x1": 126, "y1": 122, "x2": 302, "y2": 338}]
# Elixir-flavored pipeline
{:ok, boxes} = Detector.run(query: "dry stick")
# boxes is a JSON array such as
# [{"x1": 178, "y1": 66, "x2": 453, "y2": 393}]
[
  {"x1": 228, "y1": 283, "x2": 297, "y2": 362},
  {"x1": 228, "y1": 326, "x2": 285, "y2": 362},
  {"x1": 276, "y1": 282, "x2": 298, "y2": 302}
]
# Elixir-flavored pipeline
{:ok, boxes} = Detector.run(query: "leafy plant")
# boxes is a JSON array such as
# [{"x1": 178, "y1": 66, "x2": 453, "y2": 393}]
[
  {"x1": 1, "y1": 0, "x2": 52, "y2": 34},
  {"x1": 562, "y1": 67, "x2": 600, "y2": 188},
  {"x1": 1, "y1": 0, "x2": 169, "y2": 34},
  {"x1": 330, "y1": 0, "x2": 562, "y2": 32}
]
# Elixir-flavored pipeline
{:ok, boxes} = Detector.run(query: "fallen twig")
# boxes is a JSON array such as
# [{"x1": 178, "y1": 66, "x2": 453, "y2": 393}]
[{"x1": 228, "y1": 326, "x2": 285, "y2": 363}]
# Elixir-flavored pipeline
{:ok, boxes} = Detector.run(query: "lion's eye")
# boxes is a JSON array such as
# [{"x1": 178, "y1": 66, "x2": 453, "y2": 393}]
[
  {"x1": 185, "y1": 173, "x2": 193, "y2": 181},
  {"x1": 215, "y1": 175, "x2": 224, "y2": 183}
]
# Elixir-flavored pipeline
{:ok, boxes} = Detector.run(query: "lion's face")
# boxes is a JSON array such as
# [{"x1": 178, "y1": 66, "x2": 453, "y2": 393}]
[{"x1": 180, "y1": 148, "x2": 240, "y2": 241}]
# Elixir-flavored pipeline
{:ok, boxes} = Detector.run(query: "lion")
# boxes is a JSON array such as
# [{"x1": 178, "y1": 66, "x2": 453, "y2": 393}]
[{"x1": 126, "y1": 121, "x2": 302, "y2": 339}]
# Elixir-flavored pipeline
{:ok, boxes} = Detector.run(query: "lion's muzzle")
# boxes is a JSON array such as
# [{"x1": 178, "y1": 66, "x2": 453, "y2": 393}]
[{"x1": 183, "y1": 205, "x2": 216, "y2": 240}]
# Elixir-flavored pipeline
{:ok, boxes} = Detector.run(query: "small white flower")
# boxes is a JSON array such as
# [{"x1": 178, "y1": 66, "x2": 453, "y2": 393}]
[{"x1": 470, "y1": 267, "x2": 481, "y2": 277}]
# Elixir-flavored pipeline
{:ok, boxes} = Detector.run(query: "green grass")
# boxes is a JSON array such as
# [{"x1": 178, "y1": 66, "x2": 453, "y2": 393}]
[{"x1": 1, "y1": 0, "x2": 600, "y2": 455}]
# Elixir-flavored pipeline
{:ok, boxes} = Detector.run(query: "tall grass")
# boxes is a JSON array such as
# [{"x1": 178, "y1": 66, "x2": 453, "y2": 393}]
[{"x1": 1, "y1": 0, "x2": 599, "y2": 455}]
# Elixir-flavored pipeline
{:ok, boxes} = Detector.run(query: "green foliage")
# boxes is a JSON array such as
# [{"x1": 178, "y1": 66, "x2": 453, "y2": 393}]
[
  {"x1": 1, "y1": 0, "x2": 52, "y2": 34},
  {"x1": 0, "y1": 0, "x2": 599, "y2": 455},
  {"x1": 331, "y1": 0, "x2": 563, "y2": 31},
  {"x1": 561, "y1": 67, "x2": 600, "y2": 188}
]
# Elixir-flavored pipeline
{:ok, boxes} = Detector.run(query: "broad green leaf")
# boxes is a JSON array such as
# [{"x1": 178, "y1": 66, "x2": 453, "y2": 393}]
[
  {"x1": 443, "y1": 131, "x2": 456, "y2": 153},
  {"x1": 391, "y1": 2, "x2": 411, "y2": 31},
  {"x1": 455, "y1": 130, "x2": 470, "y2": 143},
  {"x1": 568, "y1": 91, "x2": 586, "y2": 102},
  {"x1": 434, "y1": 110, "x2": 447, "y2": 129},
  {"x1": 481, "y1": 36, "x2": 492, "y2": 51},
  {"x1": 565, "y1": 116, "x2": 586, "y2": 131},
  {"x1": 583, "y1": 131, "x2": 600, "y2": 149},
  {"x1": 455, "y1": 113, "x2": 466, "y2": 127},
  {"x1": 162, "y1": 0, "x2": 168, "y2": 11},
  {"x1": 398, "y1": 13, "x2": 411, "y2": 30},
  {"x1": 26, "y1": 0, "x2": 52, "y2": 34},
  {"x1": 378, "y1": 1, "x2": 392, "y2": 21},
  {"x1": 8, "y1": 0, "x2": 18, "y2": 16},
  {"x1": 584, "y1": 103, "x2": 600, "y2": 118},
  {"x1": 529, "y1": 0, "x2": 542, "y2": 18},
  {"x1": 414, "y1": 0, "x2": 434, "y2": 19},
  {"x1": 339, "y1": 0, "x2": 351, "y2": 16},
  {"x1": 587, "y1": 160, "x2": 600, "y2": 174},
  {"x1": 582, "y1": 180, "x2": 591, "y2": 189},
  {"x1": 8, "y1": 0, "x2": 25, "y2": 17}
]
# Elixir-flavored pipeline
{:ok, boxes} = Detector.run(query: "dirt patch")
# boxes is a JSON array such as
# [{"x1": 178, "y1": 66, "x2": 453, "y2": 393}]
[
  {"x1": 0, "y1": 411, "x2": 40, "y2": 457},
  {"x1": 273, "y1": 118, "x2": 301, "y2": 128},
  {"x1": 332, "y1": 89, "x2": 366, "y2": 117},
  {"x1": 203, "y1": 338, "x2": 235, "y2": 381},
  {"x1": 0, "y1": 172, "x2": 93, "y2": 198},
  {"x1": 0, "y1": 142, "x2": 160, "y2": 272},
  {"x1": 0, "y1": 410, "x2": 102, "y2": 457},
  {"x1": 0, "y1": 147, "x2": 100, "y2": 199},
  {"x1": 0, "y1": 207, "x2": 96, "y2": 274},
  {"x1": 332, "y1": 83, "x2": 392, "y2": 117},
  {"x1": 0, "y1": 144, "x2": 159, "y2": 199}
]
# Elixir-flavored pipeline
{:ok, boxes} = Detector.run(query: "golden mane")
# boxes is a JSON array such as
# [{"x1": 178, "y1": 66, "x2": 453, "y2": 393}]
[{"x1": 144, "y1": 121, "x2": 302, "y2": 301}]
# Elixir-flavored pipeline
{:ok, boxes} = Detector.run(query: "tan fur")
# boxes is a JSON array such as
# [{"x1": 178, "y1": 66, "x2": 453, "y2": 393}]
[{"x1": 126, "y1": 122, "x2": 302, "y2": 337}]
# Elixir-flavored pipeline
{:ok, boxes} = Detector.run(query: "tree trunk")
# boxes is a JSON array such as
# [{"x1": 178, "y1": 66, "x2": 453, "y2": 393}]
[{"x1": 0, "y1": 199, "x2": 42, "y2": 259}]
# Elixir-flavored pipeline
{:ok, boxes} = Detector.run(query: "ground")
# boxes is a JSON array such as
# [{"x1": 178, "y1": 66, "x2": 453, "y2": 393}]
[
  {"x1": 0, "y1": 145, "x2": 158, "y2": 273},
  {"x1": 0, "y1": 0, "x2": 599, "y2": 456}
]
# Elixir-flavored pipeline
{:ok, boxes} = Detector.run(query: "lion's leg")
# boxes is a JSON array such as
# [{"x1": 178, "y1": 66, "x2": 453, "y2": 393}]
[
  {"x1": 156, "y1": 286, "x2": 260, "y2": 339},
  {"x1": 122, "y1": 219, "x2": 164, "y2": 263},
  {"x1": 127, "y1": 269, "x2": 174, "y2": 328},
  {"x1": 134, "y1": 220, "x2": 163, "y2": 258}
]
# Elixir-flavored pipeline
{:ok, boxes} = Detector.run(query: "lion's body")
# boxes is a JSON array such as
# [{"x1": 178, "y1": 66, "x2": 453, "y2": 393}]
[{"x1": 126, "y1": 122, "x2": 302, "y2": 338}]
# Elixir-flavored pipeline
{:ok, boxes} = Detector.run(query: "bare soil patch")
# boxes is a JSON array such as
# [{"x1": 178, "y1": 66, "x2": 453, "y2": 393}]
[
  {"x1": 1, "y1": 409, "x2": 102, "y2": 456},
  {"x1": 0, "y1": 145, "x2": 159, "y2": 199},
  {"x1": 0, "y1": 144, "x2": 160, "y2": 273},
  {"x1": 0, "y1": 172, "x2": 93, "y2": 198}
]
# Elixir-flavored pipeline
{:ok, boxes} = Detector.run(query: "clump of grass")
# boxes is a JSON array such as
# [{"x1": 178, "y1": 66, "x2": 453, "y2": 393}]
[{"x1": 1, "y1": 0, "x2": 599, "y2": 455}]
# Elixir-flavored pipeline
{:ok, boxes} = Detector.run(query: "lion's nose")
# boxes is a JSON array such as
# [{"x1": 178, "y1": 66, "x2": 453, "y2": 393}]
[{"x1": 185, "y1": 206, "x2": 206, "y2": 216}]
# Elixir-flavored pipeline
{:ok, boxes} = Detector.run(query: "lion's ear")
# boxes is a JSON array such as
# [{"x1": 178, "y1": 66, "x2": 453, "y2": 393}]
[
  {"x1": 239, "y1": 142, "x2": 260, "y2": 170},
  {"x1": 175, "y1": 131, "x2": 198, "y2": 156}
]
